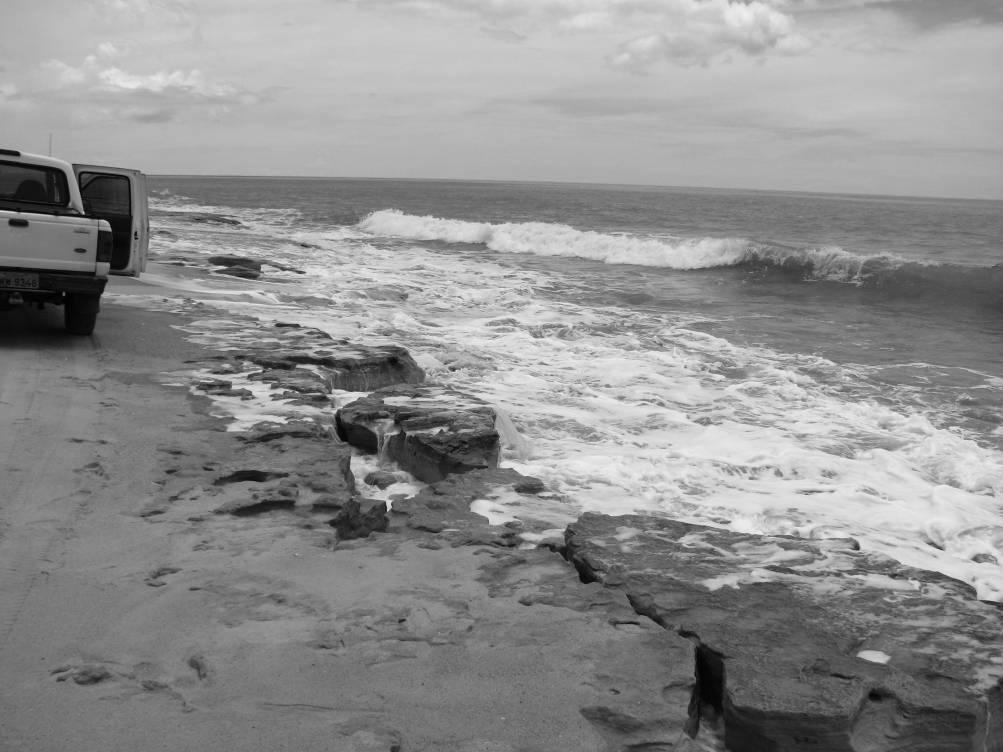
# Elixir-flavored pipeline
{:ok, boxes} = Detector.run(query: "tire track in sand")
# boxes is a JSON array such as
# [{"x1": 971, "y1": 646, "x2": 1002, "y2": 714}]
[{"x1": 0, "y1": 315, "x2": 106, "y2": 651}]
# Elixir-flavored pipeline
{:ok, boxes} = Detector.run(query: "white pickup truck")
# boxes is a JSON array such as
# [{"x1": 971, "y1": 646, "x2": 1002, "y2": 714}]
[{"x1": 0, "y1": 149, "x2": 148, "y2": 334}]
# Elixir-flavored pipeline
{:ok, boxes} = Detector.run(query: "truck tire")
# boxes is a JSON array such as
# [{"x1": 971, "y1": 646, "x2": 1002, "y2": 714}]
[{"x1": 64, "y1": 293, "x2": 99, "y2": 335}]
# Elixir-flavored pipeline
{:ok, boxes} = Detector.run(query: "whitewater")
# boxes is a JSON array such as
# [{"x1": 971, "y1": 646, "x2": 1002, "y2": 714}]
[{"x1": 123, "y1": 177, "x2": 1003, "y2": 603}]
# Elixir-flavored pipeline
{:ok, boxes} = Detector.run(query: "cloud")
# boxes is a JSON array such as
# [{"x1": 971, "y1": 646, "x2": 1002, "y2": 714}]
[
  {"x1": 0, "y1": 82, "x2": 21, "y2": 104},
  {"x1": 608, "y1": 1, "x2": 810, "y2": 69},
  {"x1": 792, "y1": 0, "x2": 1003, "y2": 30},
  {"x1": 38, "y1": 51, "x2": 266, "y2": 123},
  {"x1": 344, "y1": 0, "x2": 809, "y2": 67},
  {"x1": 95, "y1": 67, "x2": 241, "y2": 99}
]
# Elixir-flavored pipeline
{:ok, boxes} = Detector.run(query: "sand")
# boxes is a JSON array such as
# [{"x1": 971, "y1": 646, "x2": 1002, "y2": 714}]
[{"x1": 0, "y1": 276, "x2": 700, "y2": 752}]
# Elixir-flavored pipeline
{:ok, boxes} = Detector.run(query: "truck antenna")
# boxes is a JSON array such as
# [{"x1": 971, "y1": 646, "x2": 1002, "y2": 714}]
[{"x1": 48, "y1": 133, "x2": 53, "y2": 156}]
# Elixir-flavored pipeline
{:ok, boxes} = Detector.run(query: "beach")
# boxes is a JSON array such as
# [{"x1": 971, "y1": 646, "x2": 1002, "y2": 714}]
[
  {"x1": 0, "y1": 284, "x2": 705, "y2": 751},
  {"x1": 2, "y1": 176, "x2": 1002, "y2": 751}
]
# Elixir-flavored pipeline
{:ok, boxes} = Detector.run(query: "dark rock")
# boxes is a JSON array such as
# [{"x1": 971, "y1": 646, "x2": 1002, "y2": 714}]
[
  {"x1": 167, "y1": 429, "x2": 357, "y2": 520},
  {"x1": 154, "y1": 211, "x2": 241, "y2": 226},
  {"x1": 328, "y1": 498, "x2": 388, "y2": 540},
  {"x1": 311, "y1": 494, "x2": 347, "y2": 511},
  {"x1": 238, "y1": 421, "x2": 329, "y2": 444},
  {"x1": 564, "y1": 512, "x2": 1003, "y2": 752},
  {"x1": 364, "y1": 470, "x2": 399, "y2": 490},
  {"x1": 193, "y1": 378, "x2": 253, "y2": 399},
  {"x1": 186, "y1": 212, "x2": 241, "y2": 226},
  {"x1": 195, "y1": 377, "x2": 232, "y2": 391},
  {"x1": 236, "y1": 330, "x2": 424, "y2": 392},
  {"x1": 336, "y1": 384, "x2": 498, "y2": 483},
  {"x1": 248, "y1": 367, "x2": 329, "y2": 395},
  {"x1": 275, "y1": 391, "x2": 331, "y2": 406},
  {"x1": 215, "y1": 266, "x2": 261, "y2": 280},
  {"x1": 393, "y1": 468, "x2": 542, "y2": 547},
  {"x1": 513, "y1": 477, "x2": 545, "y2": 495},
  {"x1": 208, "y1": 255, "x2": 262, "y2": 270}
]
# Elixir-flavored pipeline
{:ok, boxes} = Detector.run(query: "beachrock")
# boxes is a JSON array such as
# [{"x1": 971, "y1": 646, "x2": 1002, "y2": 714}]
[
  {"x1": 336, "y1": 384, "x2": 499, "y2": 483},
  {"x1": 238, "y1": 420, "x2": 333, "y2": 444},
  {"x1": 248, "y1": 366, "x2": 330, "y2": 401},
  {"x1": 363, "y1": 470, "x2": 399, "y2": 490},
  {"x1": 328, "y1": 497, "x2": 389, "y2": 540},
  {"x1": 207, "y1": 254, "x2": 263, "y2": 279},
  {"x1": 184, "y1": 212, "x2": 242, "y2": 226},
  {"x1": 208, "y1": 254, "x2": 262, "y2": 270},
  {"x1": 174, "y1": 426, "x2": 356, "y2": 517},
  {"x1": 214, "y1": 481, "x2": 299, "y2": 516},
  {"x1": 392, "y1": 468, "x2": 544, "y2": 548},
  {"x1": 564, "y1": 512, "x2": 1003, "y2": 752},
  {"x1": 207, "y1": 254, "x2": 305, "y2": 278},
  {"x1": 236, "y1": 329, "x2": 424, "y2": 392},
  {"x1": 193, "y1": 378, "x2": 254, "y2": 400}
]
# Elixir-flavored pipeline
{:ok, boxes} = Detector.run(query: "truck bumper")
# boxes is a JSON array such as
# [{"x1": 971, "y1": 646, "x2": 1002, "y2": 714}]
[
  {"x1": 0, "y1": 268, "x2": 107, "y2": 297},
  {"x1": 40, "y1": 273, "x2": 107, "y2": 295}
]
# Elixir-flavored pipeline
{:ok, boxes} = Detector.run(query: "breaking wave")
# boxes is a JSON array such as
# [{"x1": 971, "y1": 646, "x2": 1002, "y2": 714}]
[
  {"x1": 359, "y1": 209, "x2": 1003, "y2": 308},
  {"x1": 359, "y1": 208, "x2": 750, "y2": 269}
]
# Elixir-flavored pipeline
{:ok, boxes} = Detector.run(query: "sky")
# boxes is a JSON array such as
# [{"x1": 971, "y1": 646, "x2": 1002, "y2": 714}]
[{"x1": 1, "y1": 0, "x2": 1001, "y2": 199}]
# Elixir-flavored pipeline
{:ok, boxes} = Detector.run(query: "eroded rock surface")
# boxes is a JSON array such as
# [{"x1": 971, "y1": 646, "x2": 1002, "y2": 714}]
[
  {"x1": 565, "y1": 512, "x2": 1003, "y2": 752},
  {"x1": 236, "y1": 326, "x2": 425, "y2": 392},
  {"x1": 391, "y1": 468, "x2": 541, "y2": 547},
  {"x1": 336, "y1": 384, "x2": 500, "y2": 483}
]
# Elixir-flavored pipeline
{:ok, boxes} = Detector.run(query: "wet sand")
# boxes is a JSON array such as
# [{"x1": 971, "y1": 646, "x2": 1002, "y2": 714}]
[{"x1": 0, "y1": 275, "x2": 699, "y2": 751}]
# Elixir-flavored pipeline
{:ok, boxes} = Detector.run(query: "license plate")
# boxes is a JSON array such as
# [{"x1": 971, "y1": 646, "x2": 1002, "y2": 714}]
[{"x1": 0, "y1": 272, "x2": 39, "y2": 289}]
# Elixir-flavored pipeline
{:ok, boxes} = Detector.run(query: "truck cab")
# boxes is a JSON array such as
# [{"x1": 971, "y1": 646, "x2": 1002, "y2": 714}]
[{"x1": 0, "y1": 149, "x2": 149, "y2": 334}]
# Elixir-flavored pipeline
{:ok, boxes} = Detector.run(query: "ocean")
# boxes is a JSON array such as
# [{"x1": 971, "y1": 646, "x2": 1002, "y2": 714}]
[{"x1": 135, "y1": 176, "x2": 1003, "y2": 603}]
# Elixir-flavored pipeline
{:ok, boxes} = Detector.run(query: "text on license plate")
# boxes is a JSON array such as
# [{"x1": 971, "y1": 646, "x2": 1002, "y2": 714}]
[{"x1": 0, "y1": 272, "x2": 40, "y2": 289}]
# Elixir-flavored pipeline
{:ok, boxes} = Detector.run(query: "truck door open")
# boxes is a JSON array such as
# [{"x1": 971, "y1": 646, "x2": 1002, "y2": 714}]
[{"x1": 73, "y1": 164, "x2": 149, "y2": 276}]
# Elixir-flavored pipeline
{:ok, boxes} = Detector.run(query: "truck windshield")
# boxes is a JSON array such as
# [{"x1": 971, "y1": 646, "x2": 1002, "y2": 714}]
[{"x1": 0, "y1": 161, "x2": 71, "y2": 209}]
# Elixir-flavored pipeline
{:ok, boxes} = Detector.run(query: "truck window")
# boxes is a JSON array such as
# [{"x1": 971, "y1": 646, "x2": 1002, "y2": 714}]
[
  {"x1": 79, "y1": 173, "x2": 131, "y2": 216},
  {"x1": 78, "y1": 172, "x2": 134, "y2": 271},
  {"x1": 0, "y1": 161, "x2": 71, "y2": 208}
]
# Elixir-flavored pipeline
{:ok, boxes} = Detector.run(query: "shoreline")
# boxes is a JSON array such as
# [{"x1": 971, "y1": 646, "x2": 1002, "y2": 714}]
[
  {"x1": 2, "y1": 266, "x2": 1001, "y2": 751},
  {"x1": 0, "y1": 285, "x2": 701, "y2": 751}
]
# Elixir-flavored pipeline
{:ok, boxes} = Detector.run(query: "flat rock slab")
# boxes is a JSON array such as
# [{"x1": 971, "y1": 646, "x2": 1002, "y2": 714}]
[
  {"x1": 150, "y1": 420, "x2": 357, "y2": 521},
  {"x1": 229, "y1": 324, "x2": 424, "y2": 392},
  {"x1": 565, "y1": 512, "x2": 1003, "y2": 752},
  {"x1": 392, "y1": 467, "x2": 545, "y2": 548},
  {"x1": 336, "y1": 384, "x2": 500, "y2": 483}
]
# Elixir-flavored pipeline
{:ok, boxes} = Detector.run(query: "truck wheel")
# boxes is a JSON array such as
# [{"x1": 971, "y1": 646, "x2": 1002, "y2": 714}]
[{"x1": 64, "y1": 293, "x2": 100, "y2": 335}]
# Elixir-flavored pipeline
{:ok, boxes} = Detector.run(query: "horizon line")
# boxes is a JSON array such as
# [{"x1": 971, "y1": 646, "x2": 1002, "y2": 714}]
[{"x1": 144, "y1": 173, "x2": 1003, "y2": 204}]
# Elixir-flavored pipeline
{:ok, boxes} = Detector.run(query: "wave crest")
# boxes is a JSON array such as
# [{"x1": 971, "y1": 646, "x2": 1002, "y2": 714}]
[
  {"x1": 359, "y1": 209, "x2": 1002, "y2": 308},
  {"x1": 359, "y1": 209, "x2": 749, "y2": 269}
]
